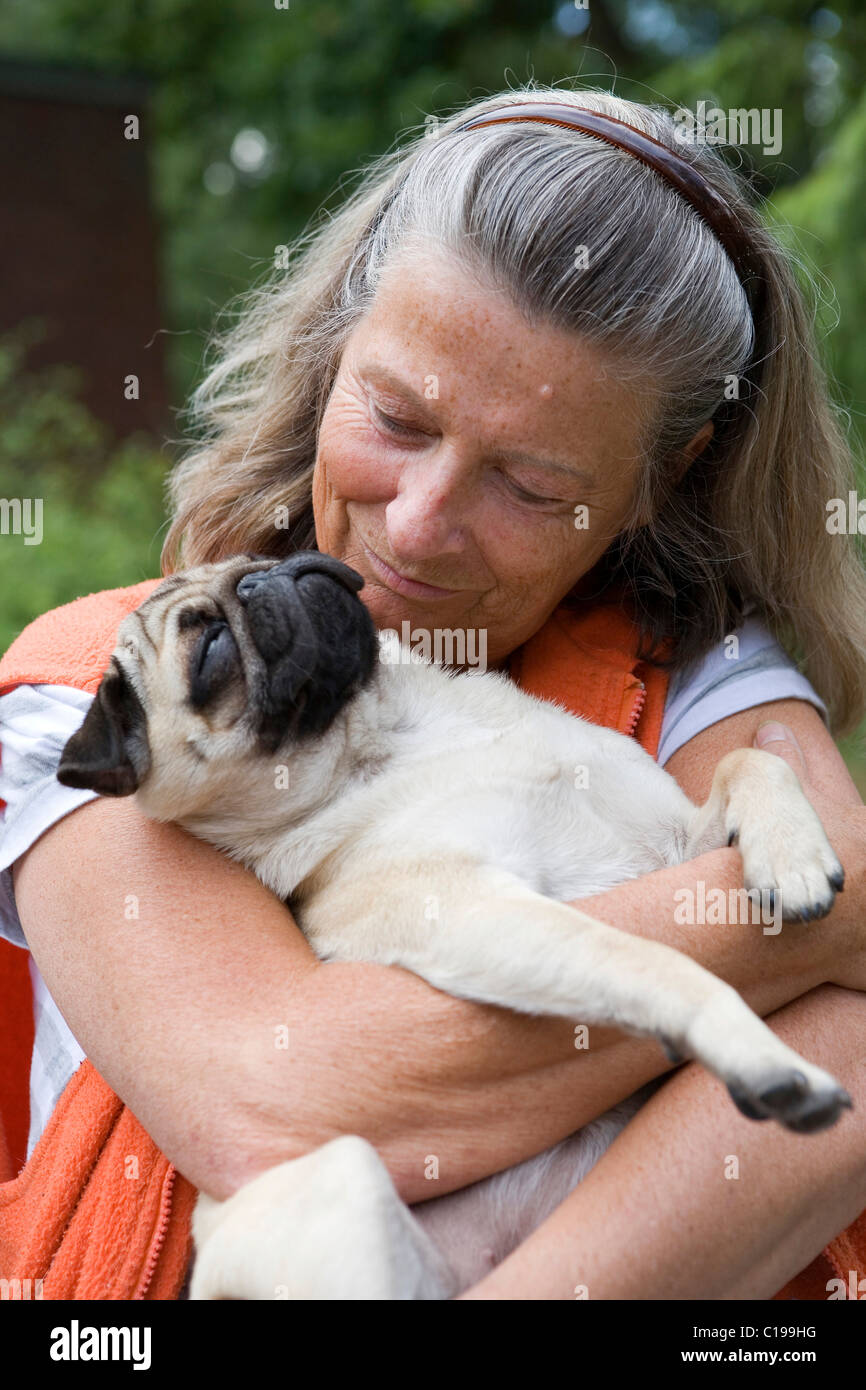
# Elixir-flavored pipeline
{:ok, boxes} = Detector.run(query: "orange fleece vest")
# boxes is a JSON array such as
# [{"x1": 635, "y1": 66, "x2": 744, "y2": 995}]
[{"x1": 0, "y1": 578, "x2": 862, "y2": 1299}]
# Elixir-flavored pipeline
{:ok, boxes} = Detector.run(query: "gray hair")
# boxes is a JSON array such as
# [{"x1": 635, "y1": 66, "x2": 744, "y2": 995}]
[{"x1": 163, "y1": 83, "x2": 866, "y2": 735}]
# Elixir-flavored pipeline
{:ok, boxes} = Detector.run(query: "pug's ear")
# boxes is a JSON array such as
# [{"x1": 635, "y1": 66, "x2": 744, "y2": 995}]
[{"x1": 57, "y1": 661, "x2": 151, "y2": 796}]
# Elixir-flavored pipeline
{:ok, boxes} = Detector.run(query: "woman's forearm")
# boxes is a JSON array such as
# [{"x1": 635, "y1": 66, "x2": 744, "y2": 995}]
[
  {"x1": 567, "y1": 845, "x2": 831, "y2": 1022},
  {"x1": 458, "y1": 984, "x2": 866, "y2": 1300}
]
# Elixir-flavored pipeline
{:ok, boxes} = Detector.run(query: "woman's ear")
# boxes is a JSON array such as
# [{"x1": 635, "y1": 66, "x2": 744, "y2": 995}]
[{"x1": 672, "y1": 420, "x2": 714, "y2": 485}]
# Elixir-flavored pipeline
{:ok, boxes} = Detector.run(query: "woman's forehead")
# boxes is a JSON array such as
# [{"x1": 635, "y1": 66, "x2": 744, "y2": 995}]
[
  {"x1": 344, "y1": 306, "x2": 650, "y2": 474},
  {"x1": 353, "y1": 250, "x2": 646, "y2": 402}
]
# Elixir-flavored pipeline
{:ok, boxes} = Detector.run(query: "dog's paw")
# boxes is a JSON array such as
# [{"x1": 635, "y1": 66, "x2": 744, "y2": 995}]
[
  {"x1": 732, "y1": 785, "x2": 845, "y2": 924},
  {"x1": 684, "y1": 990, "x2": 854, "y2": 1134},
  {"x1": 726, "y1": 1064, "x2": 852, "y2": 1133}
]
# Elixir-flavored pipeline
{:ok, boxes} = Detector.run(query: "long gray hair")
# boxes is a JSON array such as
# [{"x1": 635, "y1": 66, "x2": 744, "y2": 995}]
[{"x1": 162, "y1": 83, "x2": 866, "y2": 736}]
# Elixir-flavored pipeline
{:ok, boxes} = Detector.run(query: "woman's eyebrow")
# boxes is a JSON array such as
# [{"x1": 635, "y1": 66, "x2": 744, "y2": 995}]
[
  {"x1": 361, "y1": 362, "x2": 434, "y2": 410},
  {"x1": 493, "y1": 447, "x2": 598, "y2": 487},
  {"x1": 361, "y1": 362, "x2": 598, "y2": 488}
]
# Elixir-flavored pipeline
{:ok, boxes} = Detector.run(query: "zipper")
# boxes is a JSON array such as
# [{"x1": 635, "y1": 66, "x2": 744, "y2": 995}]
[
  {"x1": 134, "y1": 1164, "x2": 177, "y2": 1300},
  {"x1": 623, "y1": 678, "x2": 646, "y2": 739}
]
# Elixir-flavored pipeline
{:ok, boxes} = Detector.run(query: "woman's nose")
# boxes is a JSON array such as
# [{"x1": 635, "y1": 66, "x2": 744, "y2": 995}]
[{"x1": 384, "y1": 455, "x2": 468, "y2": 558}]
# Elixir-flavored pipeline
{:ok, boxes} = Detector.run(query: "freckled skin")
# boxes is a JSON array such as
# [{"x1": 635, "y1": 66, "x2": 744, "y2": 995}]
[{"x1": 312, "y1": 249, "x2": 657, "y2": 667}]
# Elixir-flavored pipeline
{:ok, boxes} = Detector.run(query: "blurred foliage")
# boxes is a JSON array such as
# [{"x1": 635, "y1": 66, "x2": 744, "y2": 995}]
[
  {"x1": 768, "y1": 84, "x2": 866, "y2": 439},
  {"x1": 0, "y1": 326, "x2": 169, "y2": 650},
  {"x1": 0, "y1": 0, "x2": 863, "y2": 422}
]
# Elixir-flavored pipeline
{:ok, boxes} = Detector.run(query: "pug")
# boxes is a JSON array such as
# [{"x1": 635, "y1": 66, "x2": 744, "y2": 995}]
[{"x1": 57, "y1": 553, "x2": 851, "y2": 1299}]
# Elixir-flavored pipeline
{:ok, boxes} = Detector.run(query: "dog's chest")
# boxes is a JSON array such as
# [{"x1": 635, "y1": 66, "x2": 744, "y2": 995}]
[
  {"x1": 395, "y1": 754, "x2": 687, "y2": 901},
  {"x1": 295, "y1": 679, "x2": 693, "y2": 907}
]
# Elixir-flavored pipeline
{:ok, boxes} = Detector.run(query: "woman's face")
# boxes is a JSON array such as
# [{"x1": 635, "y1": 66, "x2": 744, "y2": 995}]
[{"x1": 313, "y1": 248, "x2": 651, "y2": 667}]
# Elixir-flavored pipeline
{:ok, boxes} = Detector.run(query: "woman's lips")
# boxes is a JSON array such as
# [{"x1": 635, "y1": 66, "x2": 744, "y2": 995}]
[{"x1": 360, "y1": 541, "x2": 461, "y2": 600}]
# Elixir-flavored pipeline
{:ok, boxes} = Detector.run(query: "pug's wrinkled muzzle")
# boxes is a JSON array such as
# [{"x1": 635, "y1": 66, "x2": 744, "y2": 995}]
[{"x1": 236, "y1": 551, "x2": 378, "y2": 746}]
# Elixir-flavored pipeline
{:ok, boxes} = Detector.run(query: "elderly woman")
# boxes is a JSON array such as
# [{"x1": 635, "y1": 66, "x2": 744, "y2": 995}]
[{"x1": 2, "y1": 86, "x2": 866, "y2": 1300}]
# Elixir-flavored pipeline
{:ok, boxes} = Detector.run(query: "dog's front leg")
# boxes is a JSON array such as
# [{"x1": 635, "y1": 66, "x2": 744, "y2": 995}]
[
  {"x1": 188, "y1": 1135, "x2": 459, "y2": 1300},
  {"x1": 682, "y1": 747, "x2": 845, "y2": 923}
]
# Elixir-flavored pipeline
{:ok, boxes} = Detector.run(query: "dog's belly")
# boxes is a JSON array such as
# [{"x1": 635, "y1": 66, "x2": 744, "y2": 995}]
[
  {"x1": 408, "y1": 1077, "x2": 666, "y2": 1293},
  {"x1": 377, "y1": 732, "x2": 695, "y2": 907}
]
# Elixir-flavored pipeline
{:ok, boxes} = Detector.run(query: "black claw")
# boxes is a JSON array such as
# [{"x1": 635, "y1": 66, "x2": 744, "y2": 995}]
[
  {"x1": 727, "y1": 827, "x2": 739, "y2": 847},
  {"x1": 783, "y1": 902, "x2": 821, "y2": 924},
  {"x1": 829, "y1": 867, "x2": 845, "y2": 892},
  {"x1": 729, "y1": 1074, "x2": 851, "y2": 1132},
  {"x1": 758, "y1": 1072, "x2": 809, "y2": 1108},
  {"x1": 784, "y1": 1099, "x2": 846, "y2": 1135},
  {"x1": 727, "y1": 1084, "x2": 771, "y2": 1121},
  {"x1": 795, "y1": 899, "x2": 834, "y2": 923}
]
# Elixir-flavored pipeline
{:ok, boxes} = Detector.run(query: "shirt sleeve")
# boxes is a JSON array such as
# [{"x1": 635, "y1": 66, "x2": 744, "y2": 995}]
[
  {"x1": 657, "y1": 617, "x2": 829, "y2": 768},
  {"x1": 0, "y1": 683, "x2": 94, "y2": 1160},
  {"x1": 0, "y1": 683, "x2": 100, "y2": 948}
]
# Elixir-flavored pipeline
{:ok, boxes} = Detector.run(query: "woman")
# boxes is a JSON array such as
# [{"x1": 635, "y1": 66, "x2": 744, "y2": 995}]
[{"x1": 2, "y1": 84, "x2": 866, "y2": 1299}]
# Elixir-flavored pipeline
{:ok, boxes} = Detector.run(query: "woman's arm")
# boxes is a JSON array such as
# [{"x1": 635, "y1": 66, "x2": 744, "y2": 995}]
[
  {"x1": 459, "y1": 699, "x2": 866, "y2": 1299},
  {"x1": 12, "y1": 701, "x2": 862, "y2": 1206},
  {"x1": 567, "y1": 698, "x2": 866, "y2": 1001},
  {"x1": 458, "y1": 983, "x2": 866, "y2": 1299}
]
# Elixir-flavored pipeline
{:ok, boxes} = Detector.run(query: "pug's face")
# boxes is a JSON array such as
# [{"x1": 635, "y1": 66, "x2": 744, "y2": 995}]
[{"x1": 57, "y1": 553, "x2": 380, "y2": 821}]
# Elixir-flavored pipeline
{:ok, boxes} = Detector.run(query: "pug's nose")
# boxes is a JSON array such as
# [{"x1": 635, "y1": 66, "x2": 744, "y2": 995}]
[
  {"x1": 236, "y1": 569, "x2": 271, "y2": 603},
  {"x1": 236, "y1": 553, "x2": 367, "y2": 604}
]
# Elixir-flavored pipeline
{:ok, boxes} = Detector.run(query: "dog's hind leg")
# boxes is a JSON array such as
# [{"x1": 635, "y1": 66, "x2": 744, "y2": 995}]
[
  {"x1": 188, "y1": 1135, "x2": 459, "y2": 1300},
  {"x1": 304, "y1": 856, "x2": 852, "y2": 1135}
]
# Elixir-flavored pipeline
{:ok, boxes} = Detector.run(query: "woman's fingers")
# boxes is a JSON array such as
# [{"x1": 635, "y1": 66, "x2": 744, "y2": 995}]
[{"x1": 754, "y1": 720, "x2": 809, "y2": 783}]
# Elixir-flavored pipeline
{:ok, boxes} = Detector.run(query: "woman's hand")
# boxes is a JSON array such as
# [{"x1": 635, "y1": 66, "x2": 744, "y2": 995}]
[{"x1": 753, "y1": 720, "x2": 866, "y2": 994}]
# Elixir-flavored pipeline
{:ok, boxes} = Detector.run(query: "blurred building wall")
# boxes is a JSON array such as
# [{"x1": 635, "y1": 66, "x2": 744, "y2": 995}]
[{"x1": 0, "y1": 59, "x2": 170, "y2": 440}]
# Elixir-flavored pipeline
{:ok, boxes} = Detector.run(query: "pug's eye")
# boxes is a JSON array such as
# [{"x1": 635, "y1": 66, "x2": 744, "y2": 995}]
[
  {"x1": 189, "y1": 619, "x2": 238, "y2": 708},
  {"x1": 197, "y1": 620, "x2": 228, "y2": 671}
]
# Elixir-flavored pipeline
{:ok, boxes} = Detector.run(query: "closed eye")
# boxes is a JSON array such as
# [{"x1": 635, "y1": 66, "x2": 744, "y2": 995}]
[
  {"x1": 197, "y1": 620, "x2": 228, "y2": 672},
  {"x1": 502, "y1": 475, "x2": 570, "y2": 505},
  {"x1": 189, "y1": 619, "x2": 238, "y2": 708},
  {"x1": 372, "y1": 404, "x2": 428, "y2": 438},
  {"x1": 373, "y1": 403, "x2": 575, "y2": 506}
]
